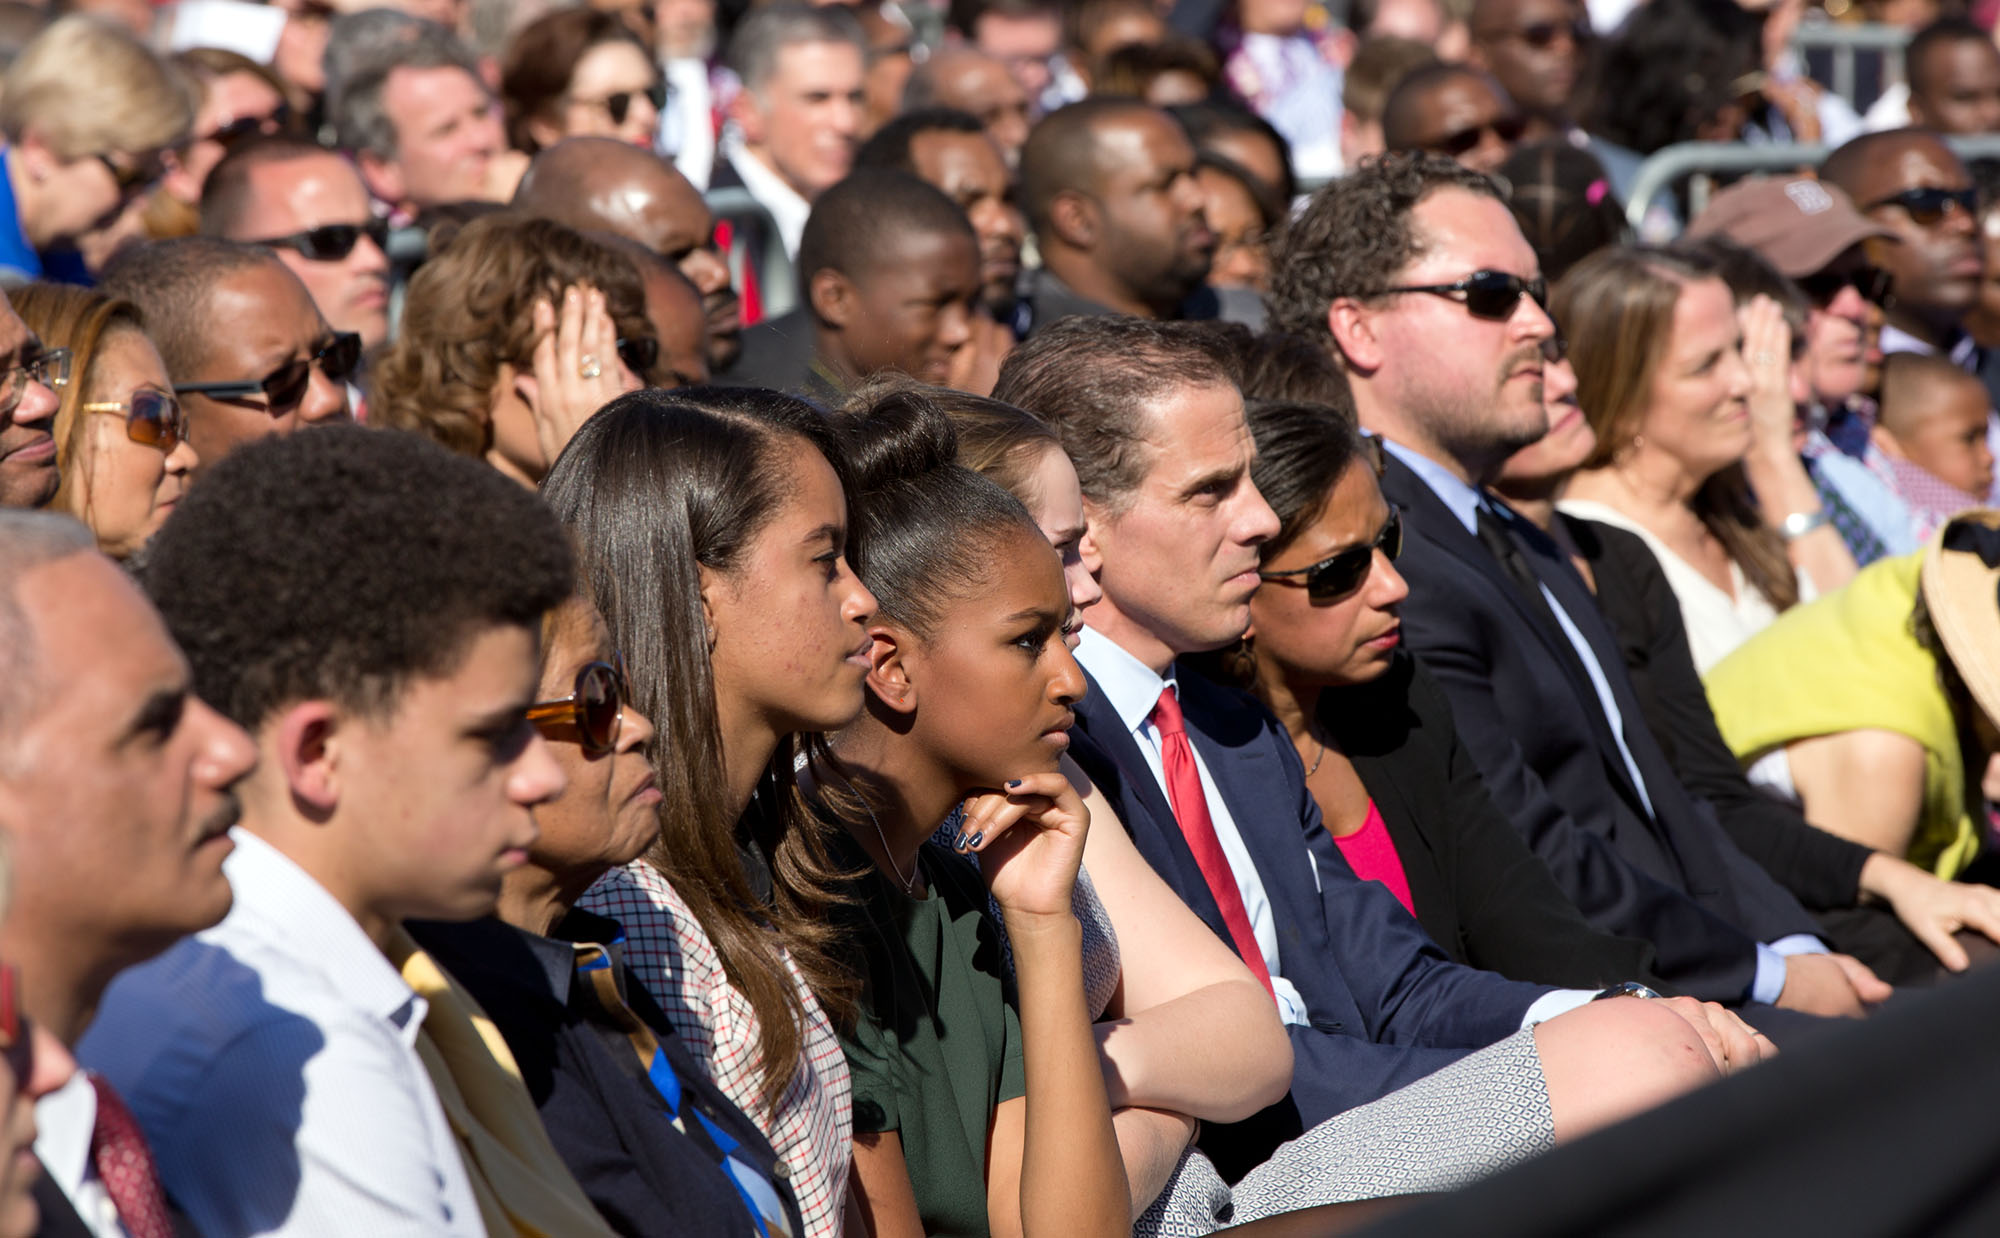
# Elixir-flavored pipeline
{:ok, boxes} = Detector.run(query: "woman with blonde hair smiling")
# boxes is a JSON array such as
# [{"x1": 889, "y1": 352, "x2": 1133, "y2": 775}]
[{"x1": 11, "y1": 282, "x2": 196, "y2": 560}]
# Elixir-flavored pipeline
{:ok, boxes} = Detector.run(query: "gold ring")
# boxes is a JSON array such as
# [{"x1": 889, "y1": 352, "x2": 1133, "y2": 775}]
[{"x1": 578, "y1": 354, "x2": 601, "y2": 380}]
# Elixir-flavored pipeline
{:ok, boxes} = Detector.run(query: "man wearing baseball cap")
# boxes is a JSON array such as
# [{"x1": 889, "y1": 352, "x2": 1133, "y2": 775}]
[{"x1": 1689, "y1": 176, "x2": 1924, "y2": 564}]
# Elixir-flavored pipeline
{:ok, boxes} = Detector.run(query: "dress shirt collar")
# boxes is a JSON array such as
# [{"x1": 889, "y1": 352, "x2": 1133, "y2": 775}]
[
  {"x1": 1074, "y1": 625, "x2": 1177, "y2": 735},
  {"x1": 721, "y1": 136, "x2": 810, "y2": 258},
  {"x1": 222, "y1": 828, "x2": 424, "y2": 1036},
  {"x1": 1382, "y1": 436, "x2": 1483, "y2": 534},
  {"x1": 1879, "y1": 321, "x2": 1979, "y2": 370},
  {"x1": 33, "y1": 1070, "x2": 96, "y2": 1213}
]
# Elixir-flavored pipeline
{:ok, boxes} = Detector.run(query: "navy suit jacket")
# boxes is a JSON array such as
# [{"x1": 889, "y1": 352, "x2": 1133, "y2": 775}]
[
  {"x1": 1069, "y1": 662, "x2": 1551, "y2": 1175},
  {"x1": 1379, "y1": 455, "x2": 1820, "y2": 1004}
]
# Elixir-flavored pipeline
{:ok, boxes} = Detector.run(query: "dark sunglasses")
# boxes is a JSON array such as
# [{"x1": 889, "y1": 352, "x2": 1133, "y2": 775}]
[
  {"x1": 1506, "y1": 17, "x2": 1591, "y2": 47},
  {"x1": 175, "y1": 332, "x2": 362, "y2": 412},
  {"x1": 0, "y1": 346, "x2": 70, "y2": 418},
  {"x1": 1428, "y1": 115, "x2": 1527, "y2": 159},
  {"x1": 0, "y1": 963, "x2": 32, "y2": 1086},
  {"x1": 528, "y1": 657, "x2": 629, "y2": 755},
  {"x1": 1795, "y1": 262, "x2": 1895, "y2": 307},
  {"x1": 1865, "y1": 186, "x2": 1979, "y2": 226},
  {"x1": 200, "y1": 104, "x2": 292, "y2": 149},
  {"x1": 616, "y1": 336, "x2": 658, "y2": 378},
  {"x1": 1378, "y1": 269, "x2": 1549, "y2": 320},
  {"x1": 251, "y1": 219, "x2": 390, "y2": 262},
  {"x1": 1260, "y1": 506, "x2": 1403, "y2": 602},
  {"x1": 592, "y1": 82, "x2": 668, "y2": 126},
  {"x1": 95, "y1": 149, "x2": 168, "y2": 195},
  {"x1": 82, "y1": 389, "x2": 187, "y2": 453}
]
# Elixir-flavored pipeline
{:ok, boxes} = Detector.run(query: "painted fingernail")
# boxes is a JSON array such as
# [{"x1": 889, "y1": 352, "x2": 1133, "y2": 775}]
[
  {"x1": 966, "y1": 831, "x2": 983, "y2": 849},
  {"x1": 951, "y1": 830, "x2": 968, "y2": 850},
  {"x1": 1005, "y1": 779, "x2": 1022, "y2": 789}
]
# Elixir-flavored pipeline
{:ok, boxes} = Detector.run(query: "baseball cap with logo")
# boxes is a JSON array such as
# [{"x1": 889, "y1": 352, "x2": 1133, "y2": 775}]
[{"x1": 1686, "y1": 176, "x2": 1892, "y2": 278}]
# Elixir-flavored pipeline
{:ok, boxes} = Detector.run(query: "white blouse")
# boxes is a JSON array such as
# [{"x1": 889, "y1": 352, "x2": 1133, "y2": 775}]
[{"x1": 1558, "y1": 499, "x2": 1815, "y2": 675}]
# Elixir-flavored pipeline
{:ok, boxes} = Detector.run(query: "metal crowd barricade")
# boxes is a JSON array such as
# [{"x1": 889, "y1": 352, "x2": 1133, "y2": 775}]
[
  {"x1": 704, "y1": 185, "x2": 796, "y2": 319},
  {"x1": 1623, "y1": 135, "x2": 2000, "y2": 236},
  {"x1": 1790, "y1": 20, "x2": 1911, "y2": 116}
]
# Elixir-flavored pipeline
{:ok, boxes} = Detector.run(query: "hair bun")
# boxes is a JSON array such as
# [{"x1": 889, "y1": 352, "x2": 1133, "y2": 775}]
[{"x1": 830, "y1": 381, "x2": 962, "y2": 497}]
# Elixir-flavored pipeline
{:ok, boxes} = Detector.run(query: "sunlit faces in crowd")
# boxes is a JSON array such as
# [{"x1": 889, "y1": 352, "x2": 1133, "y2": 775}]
[{"x1": 169, "y1": 260, "x2": 353, "y2": 475}]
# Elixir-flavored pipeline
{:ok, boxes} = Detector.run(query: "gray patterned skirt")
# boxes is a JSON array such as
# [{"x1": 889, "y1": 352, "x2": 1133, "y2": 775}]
[{"x1": 1137, "y1": 1027, "x2": 1556, "y2": 1235}]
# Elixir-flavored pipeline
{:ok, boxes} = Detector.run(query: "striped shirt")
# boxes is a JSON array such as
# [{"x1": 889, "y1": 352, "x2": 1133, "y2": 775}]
[{"x1": 580, "y1": 862, "x2": 852, "y2": 1238}]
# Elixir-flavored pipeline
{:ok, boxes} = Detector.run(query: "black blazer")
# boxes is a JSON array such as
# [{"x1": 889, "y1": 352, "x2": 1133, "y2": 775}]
[
  {"x1": 1561, "y1": 514, "x2": 1872, "y2": 912},
  {"x1": 712, "y1": 309, "x2": 841, "y2": 404},
  {"x1": 1069, "y1": 662, "x2": 1550, "y2": 1175},
  {"x1": 1380, "y1": 455, "x2": 1819, "y2": 1003},
  {"x1": 1319, "y1": 650, "x2": 1665, "y2": 991}
]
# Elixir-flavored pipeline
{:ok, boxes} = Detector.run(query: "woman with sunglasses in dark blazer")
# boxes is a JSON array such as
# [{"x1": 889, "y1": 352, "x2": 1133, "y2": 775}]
[
  {"x1": 408, "y1": 587, "x2": 808, "y2": 1238},
  {"x1": 11, "y1": 283, "x2": 197, "y2": 561},
  {"x1": 1195, "y1": 398, "x2": 1667, "y2": 992}
]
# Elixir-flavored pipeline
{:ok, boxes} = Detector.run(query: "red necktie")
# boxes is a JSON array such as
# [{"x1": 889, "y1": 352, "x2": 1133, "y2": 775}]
[
  {"x1": 89, "y1": 1073, "x2": 176, "y2": 1238},
  {"x1": 1149, "y1": 685, "x2": 1277, "y2": 1003}
]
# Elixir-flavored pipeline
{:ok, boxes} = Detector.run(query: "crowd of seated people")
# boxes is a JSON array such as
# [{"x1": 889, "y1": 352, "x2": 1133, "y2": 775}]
[{"x1": 14, "y1": 0, "x2": 2000, "y2": 1235}]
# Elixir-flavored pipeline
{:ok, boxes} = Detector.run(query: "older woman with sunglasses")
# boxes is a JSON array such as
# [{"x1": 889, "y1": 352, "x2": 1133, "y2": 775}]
[
  {"x1": 407, "y1": 589, "x2": 809, "y2": 1237},
  {"x1": 10, "y1": 284, "x2": 197, "y2": 560},
  {"x1": 1194, "y1": 397, "x2": 1670, "y2": 992},
  {"x1": 502, "y1": 9, "x2": 665, "y2": 154}
]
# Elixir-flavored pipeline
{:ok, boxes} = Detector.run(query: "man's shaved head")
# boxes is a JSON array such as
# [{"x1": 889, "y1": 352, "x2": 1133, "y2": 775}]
[{"x1": 512, "y1": 136, "x2": 743, "y2": 369}]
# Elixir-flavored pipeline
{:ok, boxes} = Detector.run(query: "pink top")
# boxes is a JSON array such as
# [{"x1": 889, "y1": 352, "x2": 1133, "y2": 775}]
[{"x1": 1333, "y1": 800, "x2": 1417, "y2": 918}]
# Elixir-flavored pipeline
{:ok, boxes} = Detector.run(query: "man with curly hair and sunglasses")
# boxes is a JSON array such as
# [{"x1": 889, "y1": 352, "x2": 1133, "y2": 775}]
[{"x1": 1269, "y1": 151, "x2": 1883, "y2": 1026}]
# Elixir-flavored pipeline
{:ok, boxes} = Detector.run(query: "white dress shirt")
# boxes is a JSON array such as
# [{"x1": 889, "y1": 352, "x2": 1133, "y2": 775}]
[
  {"x1": 719, "y1": 134, "x2": 811, "y2": 260},
  {"x1": 1387, "y1": 439, "x2": 1824, "y2": 1003},
  {"x1": 79, "y1": 830, "x2": 486, "y2": 1238},
  {"x1": 34, "y1": 1072, "x2": 128, "y2": 1238},
  {"x1": 1074, "y1": 627, "x2": 1314, "y2": 1028}
]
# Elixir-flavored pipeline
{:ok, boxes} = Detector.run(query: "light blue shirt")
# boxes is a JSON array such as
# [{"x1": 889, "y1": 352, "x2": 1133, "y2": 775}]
[
  {"x1": 80, "y1": 831, "x2": 485, "y2": 1238},
  {"x1": 1075, "y1": 625, "x2": 1597, "y2": 1028},
  {"x1": 1384, "y1": 439, "x2": 1820, "y2": 1004}
]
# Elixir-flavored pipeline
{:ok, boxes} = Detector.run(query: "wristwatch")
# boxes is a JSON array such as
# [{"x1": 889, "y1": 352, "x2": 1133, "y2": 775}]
[
  {"x1": 1778, "y1": 508, "x2": 1832, "y2": 541},
  {"x1": 1592, "y1": 981, "x2": 1664, "y2": 1001}
]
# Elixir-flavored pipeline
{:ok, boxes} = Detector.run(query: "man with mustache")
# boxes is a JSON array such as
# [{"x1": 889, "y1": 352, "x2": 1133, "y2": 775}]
[
  {"x1": 1268, "y1": 151, "x2": 1887, "y2": 1021},
  {"x1": 0, "y1": 510, "x2": 255, "y2": 1237},
  {"x1": 1015, "y1": 98, "x2": 1220, "y2": 337},
  {"x1": 513, "y1": 137, "x2": 745, "y2": 374}
]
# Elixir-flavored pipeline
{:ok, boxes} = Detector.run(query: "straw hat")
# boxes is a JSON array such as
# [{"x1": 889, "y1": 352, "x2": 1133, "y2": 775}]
[{"x1": 1919, "y1": 508, "x2": 2000, "y2": 727}]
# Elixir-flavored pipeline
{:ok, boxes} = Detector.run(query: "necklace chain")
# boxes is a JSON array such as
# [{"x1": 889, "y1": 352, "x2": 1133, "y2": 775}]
[
  {"x1": 1306, "y1": 730, "x2": 1327, "y2": 777},
  {"x1": 862, "y1": 796, "x2": 919, "y2": 895}
]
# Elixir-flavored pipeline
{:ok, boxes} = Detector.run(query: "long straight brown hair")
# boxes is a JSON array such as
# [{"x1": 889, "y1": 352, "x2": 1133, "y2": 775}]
[
  {"x1": 541, "y1": 386, "x2": 857, "y2": 1111},
  {"x1": 1556, "y1": 245, "x2": 1799, "y2": 612}
]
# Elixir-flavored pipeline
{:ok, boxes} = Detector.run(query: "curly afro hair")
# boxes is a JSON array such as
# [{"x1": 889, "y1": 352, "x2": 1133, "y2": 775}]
[
  {"x1": 141, "y1": 424, "x2": 574, "y2": 729},
  {"x1": 1268, "y1": 150, "x2": 1500, "y2": 351}
]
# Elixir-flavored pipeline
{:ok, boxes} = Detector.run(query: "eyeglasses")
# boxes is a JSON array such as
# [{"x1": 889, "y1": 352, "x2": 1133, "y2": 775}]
[
  {"x1": 82, "y1": 389, "x2": 187, "y2": 453},
  {"x1": 94, "y1": 149, "x2": 168, "y2": 195},
  {"x1": 0, "y1": 346, "x2": 69, "y2": 418},
  {"x1": 528, "y1": 657, "x2": 630, "y2": 755},
  {"x1": 1259, "y1": 507, "x2": 1403, "y2": 602},
  {"x1": 1795, "y1": 263, "x2": 1895, "y2": 307},
  {"x1": 1865, "y1": 186, "x2": 1979, "y2": 226},
  {"x1": 176, "y1": 333, "x2": 361, "y2": 412},
  {"x1": 249, "y1": 220, "x2": 390, "y2": 262},
  {"x1": 616, "y1": 336, "x2": 658, "y2": 378},
  {"x1": 1376, "y1": 269, "x2": 1549, "y2": 320},
  {"x1": 1426, "y1": 116, "x2": 1527, "y2": 159},
  {"x1": 0, "y1": 963, "x2": 33, "y2": 1086},
  {"x1": 583, "y1": 82, "x2": 668, "y2": 126}
]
